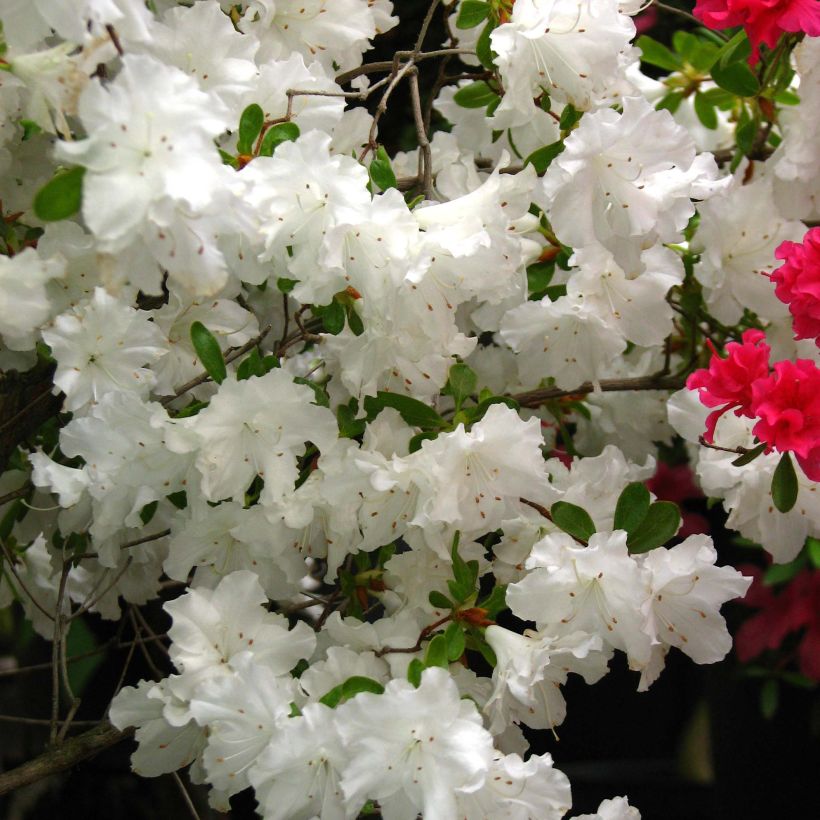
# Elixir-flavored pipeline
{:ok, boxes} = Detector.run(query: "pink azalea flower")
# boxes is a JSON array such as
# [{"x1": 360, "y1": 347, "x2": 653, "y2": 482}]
[
  {"x1": 686, "y1": 328, "x2": 771, "y2": 441},
  {"x1": 693, "y1": 0, "x2": 820, "y2": 62},
  {"x1": 770, "y1": 227, "x2": 820, "y2": 347},
  {"x1": 751, "y1": 358, "x2": 820, "y2": 479},
  {"x1": 736, "y1": 565, "x2": 820, "y2": 681}
]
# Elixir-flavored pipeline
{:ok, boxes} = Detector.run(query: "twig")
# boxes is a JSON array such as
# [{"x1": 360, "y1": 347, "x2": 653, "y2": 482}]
[
  {"x1": 0, "y1": 722, "x2": 133, "y2": 796},
  {"x1": 0, "y1": 538, "x2": 55, "y2": 622},
  {"x1": 0, "y1": 484, "x2": 31, "y2": 507},
  {"x1": 160, "y1": 325, "x2": 272, "y2": 406},
  {"x1": 511, "y1": 373, "x2": 686, "y2": 409},
  {"x1": 171, "y1": 771, "x2": 202, "y2": 820},
  {"x1": 50, "y1": 562, "x2": 71, "y2": 744},
  {"x1": 376, "y1": 613, "x2": 451, "y2": 657},
  {"x1": 120, "y1": 529, "x2": 171, "y2": 550}
]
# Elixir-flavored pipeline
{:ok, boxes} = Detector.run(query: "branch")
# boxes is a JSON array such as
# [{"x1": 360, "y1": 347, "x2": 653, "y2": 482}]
[
  {"x1": 510, "y1": 373, "x2": 686, "y2": 409},
  {"x1": 0, "y1": 722, "x2": 133, "y2": 796}
]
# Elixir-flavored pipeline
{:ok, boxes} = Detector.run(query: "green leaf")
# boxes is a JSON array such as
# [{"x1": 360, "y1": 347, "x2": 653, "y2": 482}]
[
  {"x1": 408, "y1": 431, "x2": 439, "y2": 453},
  {"x1": 527, "y1": 260, "x2": 555, "y2": 295},
  {"x1": 428, "y1": 590, "x2": 453, "y2": 610},
  {"x1": 735, "y1": 112, "x2": 758, "y2": 155},
  {"x1": 627, "y1": 501, "x2": 681, "y2": 553},
  {"x1": 732, "y1": 442, "x2": 767, "y2": 467},
  {"x1": 771, "y1": 452, "x2": 798, "y2": 513},
  {"x1": 524, "y1": 140, "x2": 565, "y2": 174},
  {"x1": 711, "y1": 59, "x2": 760, "y2": 97},
  {"x1": 478, "y1": 584, "x2": 507, "y2": 620},
  {"x1": 237, "y1": 348, "x2": 267, "y2": 380},
  {"x1": 369, "y1": 144, "x2": 397, "y2": 191},
  {"x1": 277, "y1": 276, "x2": 298, "y2": 293},
  {"x1": 763, "y1": 554, "x2": 806, "y2": 586},
  {"x1": 190, "y1": 321, "x2": 227, "y2": 385},
  {"x1": 139, "y1": 500, "x2": 158, "y2": 526},
  {"x1": 65, "y1": 618, "x2": 104, "y2": 695},
  {"x1": 558, "y1": 104, "x2": 582, "y2": 132},
  {"x1": 613, "y1": 482, "x2": 651, "y2": 536},
  {"x1": 444, "y1": 622, "x2": 466, "y2": 661},
  {"x1": 424, "y1": 634, "x2": 449, "y2": 669},
  {"x1": 551, "y1": 501, "x2": 596, "y2": 542},
  {"x1": 33, "y1": 166, "x2": 85, "y2": 222},
  {"x1": 407, "y1": 658, "x2": 424, "y2": 687},
  {"x1": 364, "y1": 392, "x2": 446, "y2": 430},
  {"x1": 693, "y1": 92, "x2": 718, "y2": 130},
  {"x1": 453, "y1": 80, "x2": 498, "y2": 109},
  {"x1": 321, "y1": 299, "x2": 346, "y2": 335},
  {"x1": 636, "y1": 35, "x2": 683, "y2": 72},
  {"x1": 456, "y1": 0, "x2": 490, "y2": 29},
  {"x1": 259, "y1": 121, "x2": 300, "y2": 156},
  {"x1": 475, "y1": 20, "x2": 496, "y2": 70},
  {"x1": 237, "y1": 103, "x2": 264, "y2": 154},
  {"x1": 713, "y1": 29, "x2": 751, "y2": 68},
  {"x1": 807, "y1": 537, "x2": 820, "y2": 568},
  {"x1": 319, "y1": 676, "x2": 385, "y2": 708},
  {"x1": 655, "y1": 91, "x2": 685, "y2": 114},
  {"x1": 19, "y1": 119, "x2": 42, "y2": 140},
  {"x1": 337, "y1": 403, "x2": 366, "y2": 439},
  {"x1": 445, "y1": 363, "x2": 477, "y2": 412},
  {"x1": 760, "y1": 678, "x2": 779, "y2": 720}
]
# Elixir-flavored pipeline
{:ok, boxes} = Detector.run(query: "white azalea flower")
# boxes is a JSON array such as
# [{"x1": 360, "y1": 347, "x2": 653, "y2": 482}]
[
  {"x1": 336, "y1": 667, "x2": 494, "y2": 820},
  {"x1": 42, "y1": 288, "x2": 168, "y2": 411}
]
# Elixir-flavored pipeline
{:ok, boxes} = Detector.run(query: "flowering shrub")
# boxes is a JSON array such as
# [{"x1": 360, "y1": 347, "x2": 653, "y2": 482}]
[{"x1": 0, "y1": 1, "x2": 818, "y2": 817}]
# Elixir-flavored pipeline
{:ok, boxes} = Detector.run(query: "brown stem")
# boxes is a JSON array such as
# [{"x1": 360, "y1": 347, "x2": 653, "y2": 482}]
[{"x1": 0, "y1": 723, "x2": 133, "y2": 796}]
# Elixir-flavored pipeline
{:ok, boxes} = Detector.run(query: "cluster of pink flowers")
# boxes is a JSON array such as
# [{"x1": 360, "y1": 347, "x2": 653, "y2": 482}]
[
  {"x1": 770, "y1": 227, "x2": 820, "y2": 346},
  {"x1": 736, "y1": 565, "x2": 820, "y2": 680},
  {"x1": 687, "y1": 330, "x2": 820, "y2": 480},
  {"x1": 694, "y1": 0, "x2": 820, "y2": 61}
]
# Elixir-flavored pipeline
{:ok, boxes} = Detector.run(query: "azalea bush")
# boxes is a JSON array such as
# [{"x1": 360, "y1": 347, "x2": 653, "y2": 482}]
[{"x1": 0, "y1": 0, "x2": 819, "y2": 817}]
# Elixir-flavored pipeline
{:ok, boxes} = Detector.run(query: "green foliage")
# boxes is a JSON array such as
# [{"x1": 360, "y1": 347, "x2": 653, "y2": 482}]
[
  {"x1": 771, "y1": 452, "x2": 798, "y2": 513},
  {"x1": 369, "y1": 145, "x2": 398, "y2": 191},
  {"x1": 456, "y1": 1, "x2": 490, "y2": 29},
  {"x1": 453, "y1": 80, "x2": 498, "y2": 109},
  {"x1": 33, "y1": 166, "x2": 85, "y2": 222},
  {"x1": 259, "y1": 122, "x2": 300, "y2": 156},
  {"x1": 443, "y1": 363, "x2": 477, "y2": 413},
  {"x1": 319, "y1": 676, "x2": 385, "y2": 708},
  {"x1": 524, "y1": 140, "x2": 565, "y2": 173},
  {"x1": 237, "y1": 103, "x2": 264, "y2": 154},
  {"x1": 550, "y1": 501, "x2": 596, "y2": 542},
  {"x1": 363, "y1": 392, "x2": 447, "y2": 430},
  {"x1": 189, "y1": 321, "x2": 227, "y2": 385},
  {"x1": 626, "y1": 501, "x2": 681, "y2": 553},
  {"x1": 613, "y1": 482, "x2": 651, "y2": 536}
]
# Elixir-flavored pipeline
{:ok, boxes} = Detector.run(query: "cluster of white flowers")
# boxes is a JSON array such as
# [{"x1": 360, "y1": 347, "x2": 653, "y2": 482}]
[{"x1": 1, "y1": 0, "x2": 818, "y2": 817}]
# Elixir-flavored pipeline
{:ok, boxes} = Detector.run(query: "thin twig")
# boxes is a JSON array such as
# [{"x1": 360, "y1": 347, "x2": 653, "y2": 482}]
[
  {"x1": 0, "y1": 484, "x2": 31, "y2": 507},
  {"x1": 0, "y1": 539, "x2": 55, "y2": 622},
  {"x1": 120, "y1": 529, "x2": 171, "y2": 551},
  {"x1": 171, "y1": 771, "x2": 202, "y2": 820}
]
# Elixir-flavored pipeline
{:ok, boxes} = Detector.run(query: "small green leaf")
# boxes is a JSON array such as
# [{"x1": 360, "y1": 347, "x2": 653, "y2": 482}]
[
  {"x1": 189, "y1": 321, "x2": 227, "y2": 385},
  {"x1": 524, "y1": 140, "x2": 565, "y2": 174},
  {"x1": 558, "y1": 104, "x2": 582, "y2": 132},
  {"x1": 475, "y1": 20, "x2": 496, "y2": 70},
  {"x1": 735, "y1": 113, "x2": 758, "y2": 155},
  {"x1": 319, "y1": 676, "x2": 385, "y2": 708},
  {"x1": 760, "y1": 678, "x2": 779, "y2": 720},
  {"x1": 407, "y1": 658, "x2": 424, "y2": 687},
  {"x1": 277, "y1": 276, "x2": 298, "y2": 293},
  {"x1": 453, "y1": 80, "x2": 498, "y2": 109},
  {"x1": 237, "y1": 348, "x2": 267, "y2": 380},
  {"x1": 369, "y1": 145, "x2": 397, "y2": 192},
  {"x1": 364, "y1": 392, "x2": 446, "y2": 430},
  {"x1": 259, "y1": 121, "x2": 300, "y2": 156},
  {"x1": 771, "y1": 452, "x2": 798, "y2": 513},
  {"x1": 316, "y1": 299, "x2": 346, "y2": 335},
  {"x1": 527, "y1": 261, "x2": 555, "y2": 295},
  {"x1": 711, "y1": 59, "x2": 760, "y2": 97},
  {"x1": 763, "y1": 553, "x2": 806, "y2": 586},
  {"x1": 613, "y1": 482, "x2": 651, "y2": 536},
  {"x1": 627, "y1": 501, "x2": 681, "y2": 553},
  {"x1": 19, "y1": 119, "x2": 43, "y2": 140},
  {"x1": 732, "y1": 442, "x2": 767, "y2": 467},
  {"x1": 424, "y1": 634, "x2": 449, "y2": 669},
  {"x1": 636, "y1": 35, "x2": 683, "y2": 72},
  {"x1": 807, "y1": 537, "x2": 820, "y2": 568},
  {"x1": 550, "y1": 501, "x2": 596, "y2": 542},
  {"x1": 33, "y1": 166, "x2": 85, "y2": 222},
  {"x1": 456, "y1": 0, "x2": 490, "y2": 29},
  {"x1": 139, "y1": 500, "x2": 159, "y2": 526},
  {"x1": 694, "y1": 92, "x2": 718, "y2": 130},
  {"x1": 409, "y1": 431, "x2": 439, "y2": 453},
  {"x1": 655, "y1": 91, "x2": 685, "y2": 114},
  {"x1": 478, "y1": 584, "x2": 507, "y2": 620},
  {"x1": 337, "y1": 404, "x2": 366, "y2": 439},
  {"x1": 237, "y1": 103, "x2": 264, "y2": 154},
  {"x1": 445, "y1": 363, "x2": 477, "y2": 413},
  {"x1": 429, "y1": 590, "x2": 453, "y2": 610},
  {"x1": 444, "y1": 622, "x2": 466, "y2": 661},
  {"x1": 712, "y1": 29, "x2": 751, "y2": 68}
]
